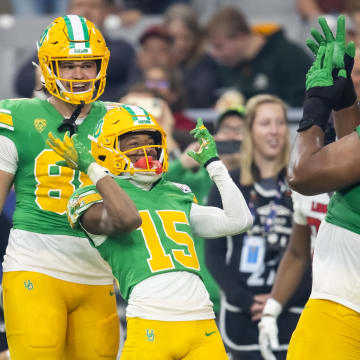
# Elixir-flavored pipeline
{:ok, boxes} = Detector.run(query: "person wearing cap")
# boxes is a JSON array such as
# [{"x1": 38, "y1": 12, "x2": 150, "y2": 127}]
[{"x1": 127, "y1": 24, "x2": 175, "y2": 88}]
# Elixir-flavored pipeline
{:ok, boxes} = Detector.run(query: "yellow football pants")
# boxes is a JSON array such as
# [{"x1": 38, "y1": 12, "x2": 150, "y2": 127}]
[
  {"x1": 2, "y1": 271, "x2": 119, "y2": 360},
  {"x1": 287, "y1": 299, "x2": 360, "y2": 360},
  {"x1": 120, "y1": 317, "x2": 228, "y2": 360}
]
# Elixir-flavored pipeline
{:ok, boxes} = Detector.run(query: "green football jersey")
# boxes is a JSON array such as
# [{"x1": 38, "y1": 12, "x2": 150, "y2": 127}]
[
  {"x1": 0, "y1": 97, "x2": 117, "y2": 236},
  {"x1": 68, "y1": 177, "x2": 202, "y2": 300},
  {"x1": 326, "y1": 185, "x2": 360, "y2": 235},
  {"x1": 326, "y1": 126, "x2": 360, "y2": 235}
]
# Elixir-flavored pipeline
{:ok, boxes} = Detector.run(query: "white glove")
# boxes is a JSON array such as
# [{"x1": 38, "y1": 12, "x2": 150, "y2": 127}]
[{"x1": 258, "y1": 298, "x2": 282, "y2": 360}]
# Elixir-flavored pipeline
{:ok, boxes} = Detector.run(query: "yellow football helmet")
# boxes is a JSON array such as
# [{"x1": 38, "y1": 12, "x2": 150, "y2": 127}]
[
  {"x1": 90, "y1": 105, "x2": 168, "y2": 176},
  {"x1": 37, "y1": 15, "x2": 110, "y2": 104}
]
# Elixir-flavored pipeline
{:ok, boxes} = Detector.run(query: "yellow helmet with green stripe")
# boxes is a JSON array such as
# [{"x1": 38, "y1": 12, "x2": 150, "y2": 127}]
[
  {"x1": 37, "y1": 15, "x2": 110, "y2": 104},
  {"x1": 90, "y1": 105, "x2": 168, "y2": 176}
]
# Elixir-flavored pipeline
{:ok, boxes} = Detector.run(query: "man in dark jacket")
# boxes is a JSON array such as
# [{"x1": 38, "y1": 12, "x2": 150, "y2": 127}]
[{"x1": 206, "y1": 7, "x2": 312, "y2": 107}]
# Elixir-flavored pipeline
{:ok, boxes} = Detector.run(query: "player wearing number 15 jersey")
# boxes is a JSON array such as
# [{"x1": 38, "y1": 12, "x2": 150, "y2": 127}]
[
  {"x1": 0, "y1": 15, "x2": 127, "y2": 360},
  {"x1": 48, "y1": 107, "x2": 253, "y2": 359}
]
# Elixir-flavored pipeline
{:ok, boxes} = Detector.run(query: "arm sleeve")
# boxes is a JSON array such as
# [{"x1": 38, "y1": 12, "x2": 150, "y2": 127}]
[
  {"x1": 0, "y1": 136, "x2": 18, "y2": 174},
  {"x1": 189, "y1": 161, "x2": 253, "y2": 238},
  {"x1": 203, "y1": 180, "x2": 255, "y2": 311}
]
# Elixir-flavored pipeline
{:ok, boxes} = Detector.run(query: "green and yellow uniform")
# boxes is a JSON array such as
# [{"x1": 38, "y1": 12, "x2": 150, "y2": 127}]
[{"x1": 0, "y1": 98, "x2": 120, "y2": 359}]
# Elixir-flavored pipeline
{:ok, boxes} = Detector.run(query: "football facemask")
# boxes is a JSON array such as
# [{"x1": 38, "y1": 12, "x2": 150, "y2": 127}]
[
  {"x1": 90, "y1": 105, "x2": 168, "y2": 176},
  {"x1": 37, "y1": 15, "x2": 110, "y2": 104}
]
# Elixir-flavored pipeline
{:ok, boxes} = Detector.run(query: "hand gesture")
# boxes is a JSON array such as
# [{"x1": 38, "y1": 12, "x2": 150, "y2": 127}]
[
  {"x1": 47, "y1": 131, "x2": 95, "y2": 174},
  {"x1": 305, "y1": 15, "x2": 356, "y2": 111},
  {"x1": 187, "y1": 118, "x2": 218, "y2": 166},
  {"x1": 306, "y1": 15, "x2": 355, "y2": 74}
]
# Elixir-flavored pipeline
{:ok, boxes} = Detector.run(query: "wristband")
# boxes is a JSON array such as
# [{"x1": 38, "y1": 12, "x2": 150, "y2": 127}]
[
  {"x1": 262, "y1": 298, "x2": 283, "y2": 318},
  {"x1": 87, "y1": 162, "x2": 109, "y2": 185},
  {"x1": 333, "y1": 78, "x2": 357, "y2": 111},
  {"x1": 298, "y1": 94, "x2": 331, "y2": 132},
  {"x1": 204, "y1": 156, "x2": 220, "y2": 168}
]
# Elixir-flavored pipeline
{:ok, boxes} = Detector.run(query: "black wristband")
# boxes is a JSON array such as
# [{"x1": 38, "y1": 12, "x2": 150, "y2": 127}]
[
  {"x1": 204, "y1": 156, "x2": 220, "y2": 168},
  {"x1": 333, "y1": 53, "x2": 357, "y2": 111},
  {"x1": 333, "y1": 78, "x2": 357, "y2": 111},
  {"x1": 298, "y1": 91, "x2": 332, "y2": 132}
]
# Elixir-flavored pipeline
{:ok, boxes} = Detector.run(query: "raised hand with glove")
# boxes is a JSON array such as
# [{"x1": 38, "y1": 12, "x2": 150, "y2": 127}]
[
  {"x1": 187, "y1": 118, "x2": 219, "y2": 167},
  {"x1": 258, "y1": 298, "x2": 283, "y2": 360},
  {"x1": 298, "y1": 15, "x2": 356, "y2": 133},
  {"x1": 306, "y1": 14, "x2": 356, "y2": 111},
  {"x1": 47, "y1": 131, "x2": 108, "y2": 185}
]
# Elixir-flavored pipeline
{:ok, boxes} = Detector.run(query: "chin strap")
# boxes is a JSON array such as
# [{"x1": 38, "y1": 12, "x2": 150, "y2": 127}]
[{"x1": 57, "y1": 101, "x2": 85, "y2": 135}]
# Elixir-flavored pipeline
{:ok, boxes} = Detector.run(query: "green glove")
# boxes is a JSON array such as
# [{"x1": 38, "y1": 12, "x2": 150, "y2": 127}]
[
  {"x1": 187, "y1": 118, "x2": 219, "y2": 167},
  {"x1": 305, "y1": 15, "x2": 356, "y2": 110},
  {"x1": 305, "y1": 44, "x2": 335, "y2": 90},
  {"x1": 306, "y1": 15, "x2": 355, "y2": 72},
  {"x1": 47, "y1": 131, "x2": 95, "y2": 174}
]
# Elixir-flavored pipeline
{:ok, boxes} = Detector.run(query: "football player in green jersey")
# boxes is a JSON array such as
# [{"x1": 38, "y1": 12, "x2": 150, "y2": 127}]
[
  {"x1": 286, "y1": 15, "x2": 360, "y2": 359},
  {"x1": 0, "y1": 15, "x2": 140, "y2": 360},
  {"x1": 47, "y1": 105, "x2": 253, "y2": 359}
]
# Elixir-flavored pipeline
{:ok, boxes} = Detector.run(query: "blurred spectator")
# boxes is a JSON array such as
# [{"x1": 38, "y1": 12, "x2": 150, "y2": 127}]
[
  {"x1": 215, "y1": 88, "x2": 245, "y2": 114},
  {"x1": 191, "y1": 0, "x2": 303, "y2": 44},
  {"x1": 205, "y1": 94, "x2": 311, "y2": 360},
  {"x1": 297, "y1": 0, "x2": 345, "y2": 22},
  {"x1": 166, "y1": 106, "x2": 246, "y2": 192},
  {"x1": 346, "y1": 1, "x2": 360, "y2": 47},
  {"x1": 205, "y1": 7, "x2": 312, "y2": 107},
  {"x1": 117, "y1": 0, "x2": 188, "y2": 27},
  {"x1": 127, "y1": 24, "x2": 174, "y2": 87},
  {"x1": 10, "y1": 0, "x2": 68, "y2": 15},
  {"x1": 352, "y1": 50, "x2": 360, "y2": 96},
  {"x1": 165, "y1": 106, "x2": 246, "y2": 314},
  {"x1": 144, "y1": 65, "x2": 196, "y2": 150},
  {"x1": 144, "y1": 65, "x2": 194, "y2": 129},
  {"x1": 14, "y1": 0, "x2": 135, "y2": 102},
  {"x1": 163, "y1": 3, "x2": 219, "y2": 108},
  {"x1": 119, "y1": 84, "x2": 181, "y2": 158}
]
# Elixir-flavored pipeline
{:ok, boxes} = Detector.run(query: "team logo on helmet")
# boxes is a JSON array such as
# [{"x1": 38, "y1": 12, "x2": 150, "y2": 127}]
[{"x1": 93, "y1": 119, "x2": 104, "y2": 139}]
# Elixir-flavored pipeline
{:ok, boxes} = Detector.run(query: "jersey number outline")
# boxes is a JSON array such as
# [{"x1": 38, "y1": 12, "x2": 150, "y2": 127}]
[
  {"x1": 138, "y1": 210, "x2": 200, "y2": 273},
  {"x1": 34, "y1": 149, "x2": 92, "y2": 214}
]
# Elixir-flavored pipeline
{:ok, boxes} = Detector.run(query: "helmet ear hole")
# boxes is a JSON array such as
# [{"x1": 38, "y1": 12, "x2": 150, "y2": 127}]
[{"x1": 98, "y1": 155, "x2": 106, "y2": 161}]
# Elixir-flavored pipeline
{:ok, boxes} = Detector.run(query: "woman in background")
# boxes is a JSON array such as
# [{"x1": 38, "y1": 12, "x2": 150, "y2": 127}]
[{"x1": 205, "y1": 94, "x2": 312, "y2": 360}]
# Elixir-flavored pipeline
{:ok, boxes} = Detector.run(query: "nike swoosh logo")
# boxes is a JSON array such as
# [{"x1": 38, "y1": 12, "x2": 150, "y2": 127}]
[{"x1": 205, "y1": 331, "x2": 217, "y2": 337}]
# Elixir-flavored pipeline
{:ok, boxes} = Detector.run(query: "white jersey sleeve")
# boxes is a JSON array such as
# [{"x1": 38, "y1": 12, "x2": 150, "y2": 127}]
[
  {"x1": 189, "y1": 160, "x2": 253, "y2": 238},
  {"x1": 0, "y1": 135, "x2": 18, "y2": 174}
]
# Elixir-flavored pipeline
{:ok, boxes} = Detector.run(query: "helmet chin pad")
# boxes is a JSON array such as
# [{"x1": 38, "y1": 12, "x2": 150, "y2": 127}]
[{"x1": 134, "y1": 156, "x2": 163, "y2": 174}]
